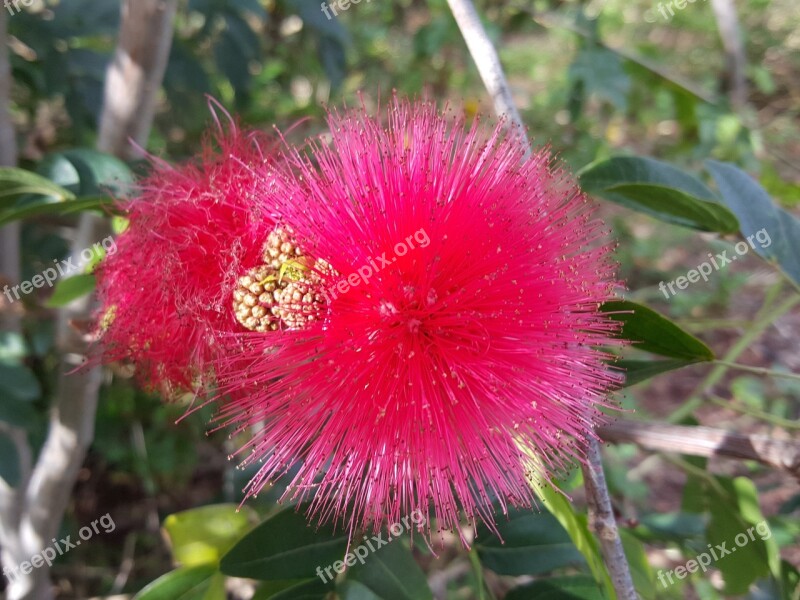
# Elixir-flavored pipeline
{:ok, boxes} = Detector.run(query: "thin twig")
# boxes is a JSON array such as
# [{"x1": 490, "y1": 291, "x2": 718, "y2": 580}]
[
  {"x1": 712, "y1": 360, "x2": 800, "y2": 382},
  {"x1": 598, "y1": 420, "x2": 800, "y2": 479},
  {"x1": 668, "y1": 285, "x2": 800, "y2": 422},
  {"x1": 581, "y1": 438, "x2": 638, "y2": 600},
  {"x1": 707, "y1": 394, "x2": 800, "y2": 430},
  {"x1": 445, "y1": 0, "x2": 530, "y2": 157}
]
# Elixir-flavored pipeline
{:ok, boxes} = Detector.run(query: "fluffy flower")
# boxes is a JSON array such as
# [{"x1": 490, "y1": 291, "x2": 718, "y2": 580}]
[
  {"x1": 96, "y1": 111, "x2": 277, "y2": 393},
  {"x1": 212, "y1": 98, "x2": 623, "y2": 542}
]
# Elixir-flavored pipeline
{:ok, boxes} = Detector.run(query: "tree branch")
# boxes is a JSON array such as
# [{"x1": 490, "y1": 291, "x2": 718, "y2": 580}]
[
  {"x1": 598, "y1": 419, "x2": 800, "y2": 479},
  {"x1": 445, "y1": 0, "x2": 530, "y2": 156},
  {"x1": 582, "y1": 438, "x2": 638, "y2": 600},
  {"x1": 97, "y1": 0, "x2": 178, "y2": 160},
  {"x1": 709, "y1": 0, "x2": 747, "y2": 111}
]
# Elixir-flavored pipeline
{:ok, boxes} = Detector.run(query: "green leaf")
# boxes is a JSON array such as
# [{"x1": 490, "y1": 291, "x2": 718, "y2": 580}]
[
  {"x1": 37, "y1": 148, "x2": 134, "y2": 197},
  {"x1": 706, "y1": 160, "x2": 800, "y2": 287},
  {"x1": 252, "y1": 580, "x2": 325, "y2": 600},
  {"x1": 0, "y1": 167, "x2": 73, "y2": 206},
  {"x1": 133, "y1": 565, "x2": 223, "y2": 600},
  {"x1": 505, "y1": 575, "x2": 606, "y2": 600},
  {"x1": 337, "y1": 580, "x2": 382, "y2": 600},
  {"x1": 0, "y1": 195, "x2": 116, "y2": 226},
  {"x1": 706, "y1": 482, "x2": 770, "y2": 594},
  {"x1": 635, "y1": 512, "x2": 706, "y2": 542},
  {"x1": 344, "y1": 538, "x2": 432, "y2": 600},
  {"x1": 0, "y1": 363, "x2": 41, "y2": 402},
  {"x1": 264, "y1": 578, "x2": 333, "y2": 600},
  {"x1": 615, "y1": 359, "x2": 698, "y2": 387},
  {"x1": 0, "y1": 432, "x2": 20, "y2": 487},
  {"x1": 164, "y1": 504, "x2": 256, "y2": 567},
  {"x1": 603, "y1": 301, "x2": 714, "y2": 361},
  {"x1": 220, "y1": 506, "x2": 349, "y2": 580},
  {"x1": 568, "y1": 47, "x2": 630, "y2": 110},
  {"x1": 0, "y1": 396, "x2": 37, "y2": 429},
  {"x1": 619, "y1": 530, "x2": 655, "y2": 600},
  {"x1": 534, "y1": 482, "x2": 614, "y2": 598},
  {"x1": 475, "y1": 509, "x2": 585, "y2": 576},
  {"x1": 45, "y1": 274, "x2": 96, "y2": 308},
  {"x1": 685, "y1": 475, "x2": 776, "y2": 595},
  {"x1": 580, "y1": 157, "x2": 738, "y2": 233}
]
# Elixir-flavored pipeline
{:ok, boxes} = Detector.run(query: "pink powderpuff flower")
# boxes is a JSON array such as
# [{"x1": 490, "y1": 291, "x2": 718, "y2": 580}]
[
  {"x1": 213, "y1": 97, "x2": 623, "y2": 543},
  {"x1": 95, "y1": 107, "x2": 278, "y2": 395}
]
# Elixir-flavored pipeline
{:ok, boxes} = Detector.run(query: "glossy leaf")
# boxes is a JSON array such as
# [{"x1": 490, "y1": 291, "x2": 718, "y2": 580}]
[
  {"x1": 344, "y1": 538, "x2": 432, "y2": 600},
  {"x1": 133, "y1": 565, "x2": 223, "y2": 600},
  {"x1": 603, "y1": 300, "x2": 713, "y2": 361},
  {"x1": 534, "y1": 483, "x2": 614, "y2": 597},
  {"x1": 164, "y1": 504, "x2": 256, "y2": 567},
  {"x1": 37, "y1": 148, "x2": 134, "y2": 197},
  {"x1": 266, "y1": 579, "x2": 333, "y2": 600},
  {"x1": 0, "y1": 167, "x2": 74, "y2": 207},
  {"x1": 0, "y1": 195, "x2": 116, "y2": 226},
  {"x1": 580, "y1": 157, "x2": 738, "y2": 233},
  {"x1": 505, "y1": 575, "x2": 606, "y2": 600},
  {"x1": 616, "y1": 359, "x2": 698, "y2": 388},
  {"x1": 475, "y1": 509, "x2": 585, "y2": 576},
  {"x1": 706, "y1": 160, "x2": 800, "y2": 287},
  {"x1": 220, "y1": 506, "x2": 348, "y2": 580}
]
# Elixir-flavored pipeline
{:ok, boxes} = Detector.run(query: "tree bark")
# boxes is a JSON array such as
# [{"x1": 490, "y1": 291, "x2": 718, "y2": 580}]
[
  {"x1": 97, "y1": 0, "x2": 178, "y2": 160},
  {"x1": 710, "y1": 0, "x2": 747, "y2": 110}
]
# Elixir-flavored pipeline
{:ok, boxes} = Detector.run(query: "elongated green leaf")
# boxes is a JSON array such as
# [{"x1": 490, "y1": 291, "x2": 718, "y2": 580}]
[
  {"x1": 133, "y1": 565, "x2": 223, "y2": 600},
  {"x1": 706, "y1": 160, "x2": 800, "y2": 287},
  {"x1": 619, "y1": 530, "x2": 655, "y2": 600},
  {"x1": 603, "y1": 301, "x2": 713, "y2": 361},
  {"x1": 344, "y1": 538, "x2": 432, "y2": 600},
  {"x1": 266, "y1": 579, "x2": 333, "y2": 600},
  {"x1": 0, "y1": 195, "x2": 116, "y2": 226},
  {"x1": 533, "y1": 483, "x2": 614, "y2": 598},
  {"x1": 220, "y1": 507, "x2": 348, "y2": 580},
  {"x1": 0, "y1": 167, "x2": 74, "y2": 208},
  {"x1": 252, "y1": 580, "x2": 329, "y2": 600},
  {"x1": 45, "y1": 274, "x2": 96, "y2": 308},
  {"x1": 505, "y1": 576, "x2": 606, "y2": 600},
  {"x1": 615, "y1": 359, "x2": 697, "y2": 388},
  {"x1": 580, "y1": 157, "x2": 738, "y2": 232},
  {"x1": 475, "y1": 509, "x2": 584, "y2": 576},
  {"x1": 164, "y1": 504, "x2": 256, "y2": 567}
]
